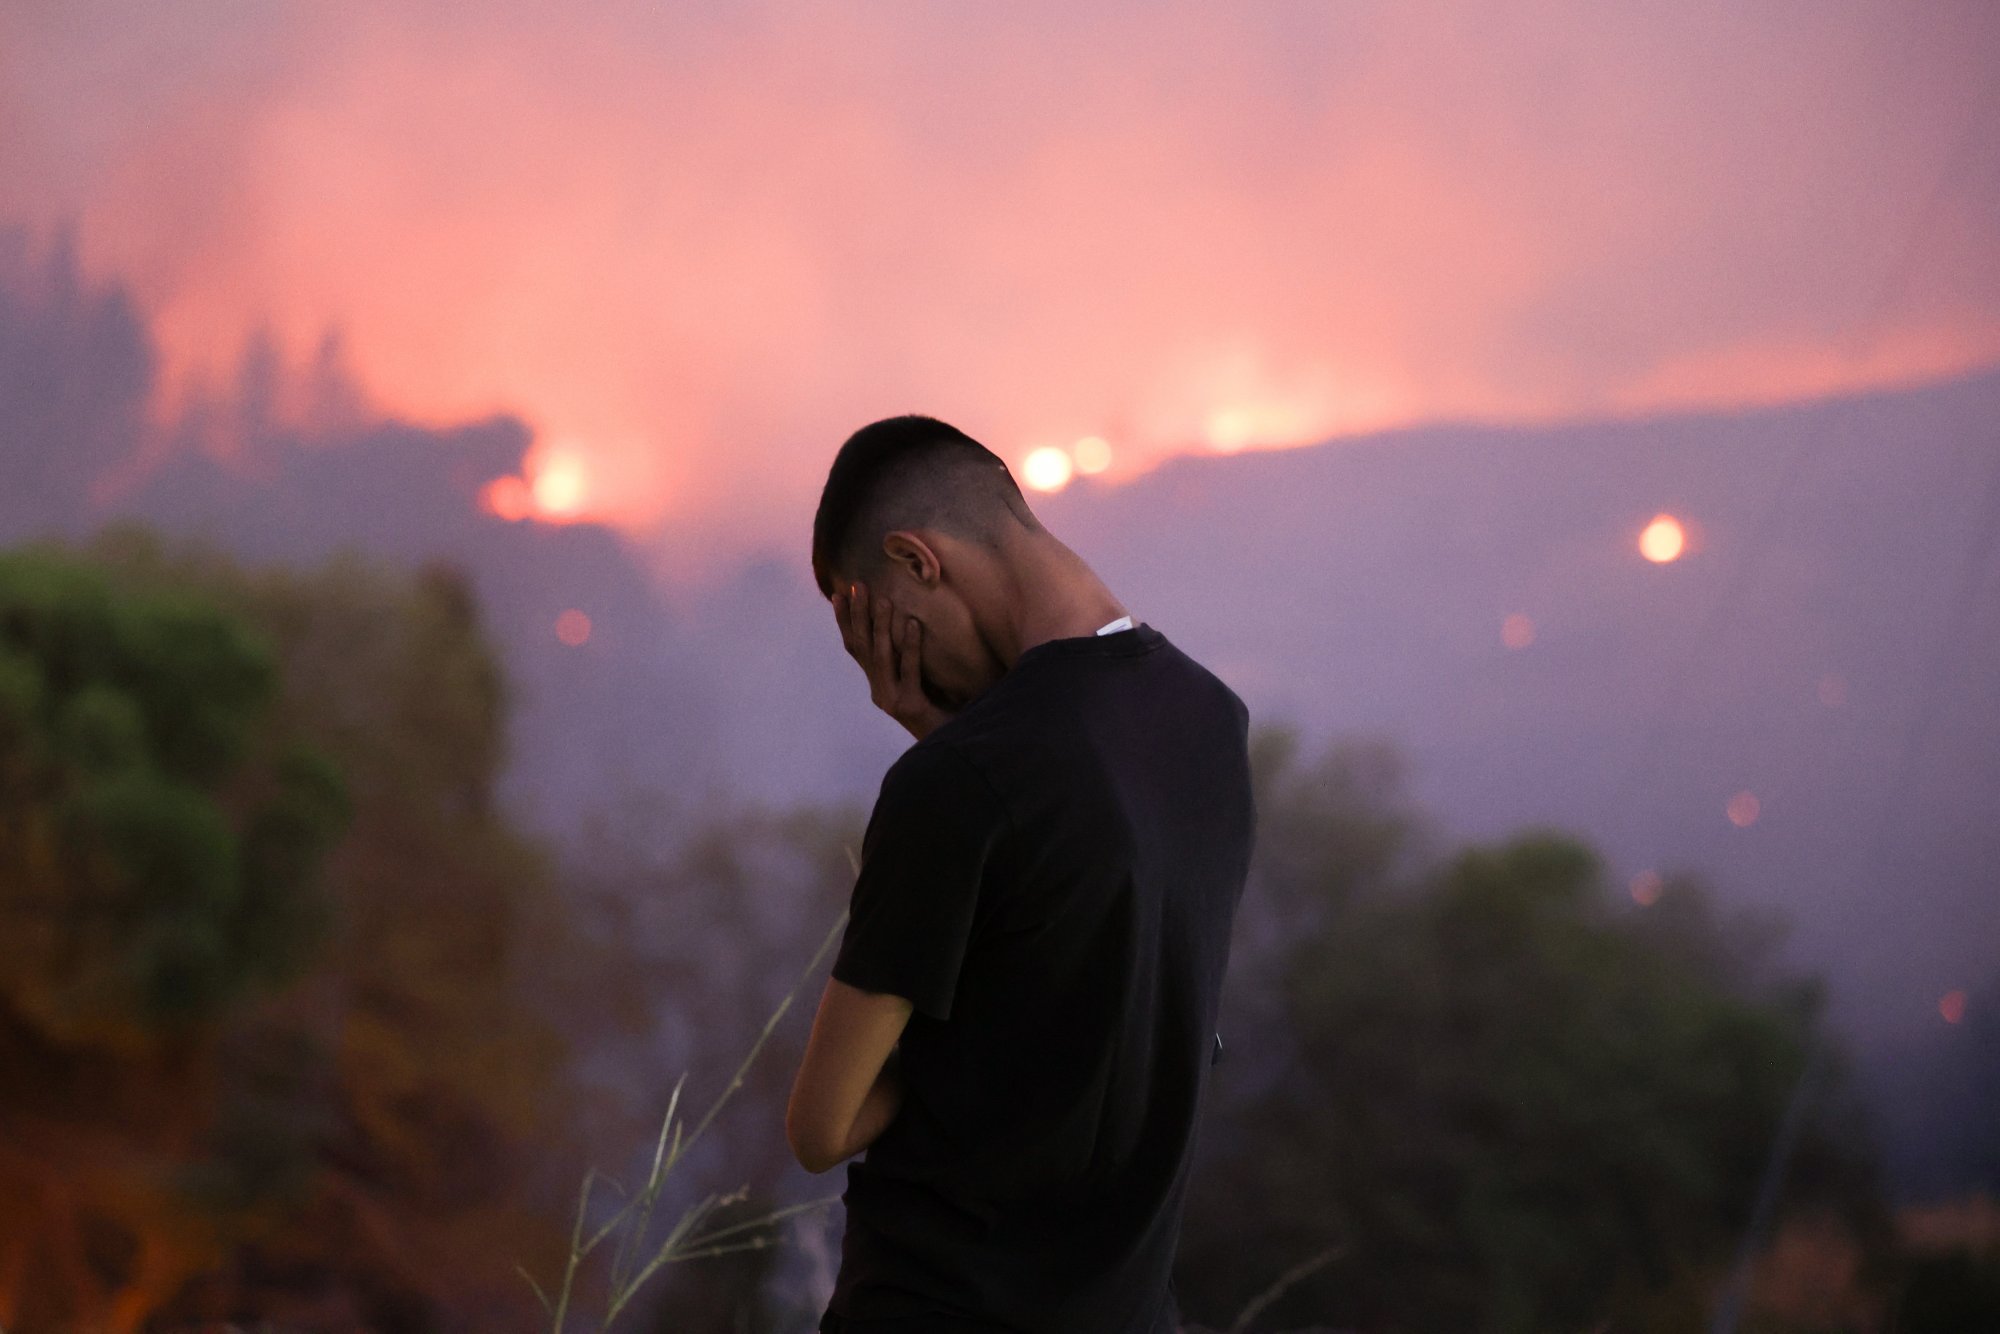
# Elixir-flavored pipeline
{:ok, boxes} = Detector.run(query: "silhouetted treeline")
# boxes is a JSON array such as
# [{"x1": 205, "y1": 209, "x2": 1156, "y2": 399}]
[{"x1": 1175, "y1": 728, "x2": 1904, "y2": 1331}]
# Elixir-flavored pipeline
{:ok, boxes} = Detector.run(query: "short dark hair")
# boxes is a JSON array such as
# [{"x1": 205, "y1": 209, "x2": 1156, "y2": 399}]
[{"x1": 811, "y1": 415, "x2": 1037, "y2": 599}]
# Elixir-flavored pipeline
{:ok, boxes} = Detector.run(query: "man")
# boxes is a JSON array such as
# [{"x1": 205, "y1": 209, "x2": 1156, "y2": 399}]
[{"x1": 786, "y1": 415, "x2": 1255, "y2": 1334}]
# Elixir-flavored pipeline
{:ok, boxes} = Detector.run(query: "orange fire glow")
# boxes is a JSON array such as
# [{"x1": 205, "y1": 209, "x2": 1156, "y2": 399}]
[
  {"x1": 528, "y1": 448, "x2": 590, "y2": 519},
  {"x1": 1022, "y1": 447, "x2": 1075, "y2": 493},
  {"x1": 1639, "y1": 515, "x2": 1688, "y2": 564},
  {"x1": 479, "y1": 475, "x2": 534, "y2": 522}
]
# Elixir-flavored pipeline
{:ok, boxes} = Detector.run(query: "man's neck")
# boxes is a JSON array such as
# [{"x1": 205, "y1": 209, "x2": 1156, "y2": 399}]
[{"x1": 1006, "y1": 537, "x2": 1129, "y2": 665}]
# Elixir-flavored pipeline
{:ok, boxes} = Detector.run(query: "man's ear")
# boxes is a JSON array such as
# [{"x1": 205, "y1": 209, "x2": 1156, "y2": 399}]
[{"x1": 881, "y1": 531, "x2": 941, "y2": 588}]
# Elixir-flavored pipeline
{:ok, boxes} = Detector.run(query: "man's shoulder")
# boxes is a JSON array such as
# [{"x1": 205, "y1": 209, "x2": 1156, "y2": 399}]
[
  {"x1": 911, "y1": 637, "x2": 1246, "y2": 770},
  {"x1": 1155, "y1": 640, "x2": 1251, "y2": 736},
  {"x1": 879, "y1": 734, "x2": 1008, "y2": 819},
  {"x1": 886, "y1": 731, "x2": 974, "y2": 781},
  {"x1": 895, "y1": 672, "x2": 1052, "y2": 776}
]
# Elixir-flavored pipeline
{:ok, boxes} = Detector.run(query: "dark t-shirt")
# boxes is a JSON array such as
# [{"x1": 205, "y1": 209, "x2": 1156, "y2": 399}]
[{"x1": 821, "y1": 620, "x2": 1255, "y2": 1334}]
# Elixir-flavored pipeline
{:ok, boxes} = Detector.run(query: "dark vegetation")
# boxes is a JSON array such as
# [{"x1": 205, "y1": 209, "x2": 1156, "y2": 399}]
[
  {"x1": 0, "y1": 526, "x2": 1993, "y2": 1332},
  {"x1": 0, "y1": 525, "x2": 638, "y2": 1330}
]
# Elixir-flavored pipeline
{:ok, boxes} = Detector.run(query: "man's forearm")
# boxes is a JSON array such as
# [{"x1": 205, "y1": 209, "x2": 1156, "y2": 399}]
[{"x1": 837, "y1": 1048, "x2": 906, "y2": 1161}]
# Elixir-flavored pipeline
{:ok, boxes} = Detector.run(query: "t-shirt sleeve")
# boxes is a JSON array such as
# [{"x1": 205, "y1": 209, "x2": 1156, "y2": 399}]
[{"x1": 831, "y1": 741, "x2": 1007, "y2": 1022}]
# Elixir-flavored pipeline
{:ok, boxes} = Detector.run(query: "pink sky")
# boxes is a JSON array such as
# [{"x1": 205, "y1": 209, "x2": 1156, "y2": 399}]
[{"x1": 3, "y1": 1, "x2": 1996, "y2": 577}]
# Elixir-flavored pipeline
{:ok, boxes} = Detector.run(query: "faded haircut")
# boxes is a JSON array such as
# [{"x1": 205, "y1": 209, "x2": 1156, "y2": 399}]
[{"x1": 810, "y1": 415, "x2": 1038, "y2": 599}]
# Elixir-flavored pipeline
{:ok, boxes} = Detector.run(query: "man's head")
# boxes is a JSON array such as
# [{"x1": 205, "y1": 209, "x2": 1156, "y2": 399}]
[{"x1": 812, "y1": 414, "x2": 1042, "y2": 712}]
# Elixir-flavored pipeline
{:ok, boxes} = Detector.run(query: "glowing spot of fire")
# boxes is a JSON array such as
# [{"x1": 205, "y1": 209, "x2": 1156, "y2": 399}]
[
  {"x1": 1022, "y1": 446, "x2": 1074, "y2": 492},
  {"x1": 1817, "y1": 673, "x2": 1847, "y2": 708},
  {"x1": 1073, "y1": 436, "x2": 1113, "y2": 474},
  {"x1": 1205, "y1": 408, "x2": 1256, "y2": 453},
  {"x1": 1630, "y1": 870, "x2": 1663, "y2": 906},
  {"x1": 556, "y1": 609, "x2": 592, "y2": 646},
  {"x1": 481, "y1": 475, "x2": 534, "y2": 522},
  {"x1": 1501, "y1": 613, "x2": 1536, "y2": 650},
  {"x1": 1726, "y1": 790, "x2": 1761, "y2": 827},
  {"x1": 533, "y1": 452, "x2": 589, "y2": 516},
  {"x1": 1939, "y1": 990, "x2": 1967, "y2": 1024},
  {"x1": 1639, "y1": 514, "x2": 1687, "y2": 563}
]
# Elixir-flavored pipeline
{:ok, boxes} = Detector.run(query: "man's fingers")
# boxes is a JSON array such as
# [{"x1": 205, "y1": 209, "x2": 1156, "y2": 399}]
[
  {"x1": 846, "y1": 583, "x2": 871, "y2": 650},
  {"x1": 898, "y1": 616, "x2": 922, "y2": 697},
  {"x1": 841, "y1": 583, "x2": 874, "y2": 666},
  {"x1": 870, "y1": 593, "x2": 895, "y2": 687},
  {"x1": 833, "y1": 591, "x2": 863, "y2": 665}
]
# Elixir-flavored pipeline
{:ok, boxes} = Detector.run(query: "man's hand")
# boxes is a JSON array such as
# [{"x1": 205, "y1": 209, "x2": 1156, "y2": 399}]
[{"x1": 832, "y1": 581, "x2": 953, "y2": 742}]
